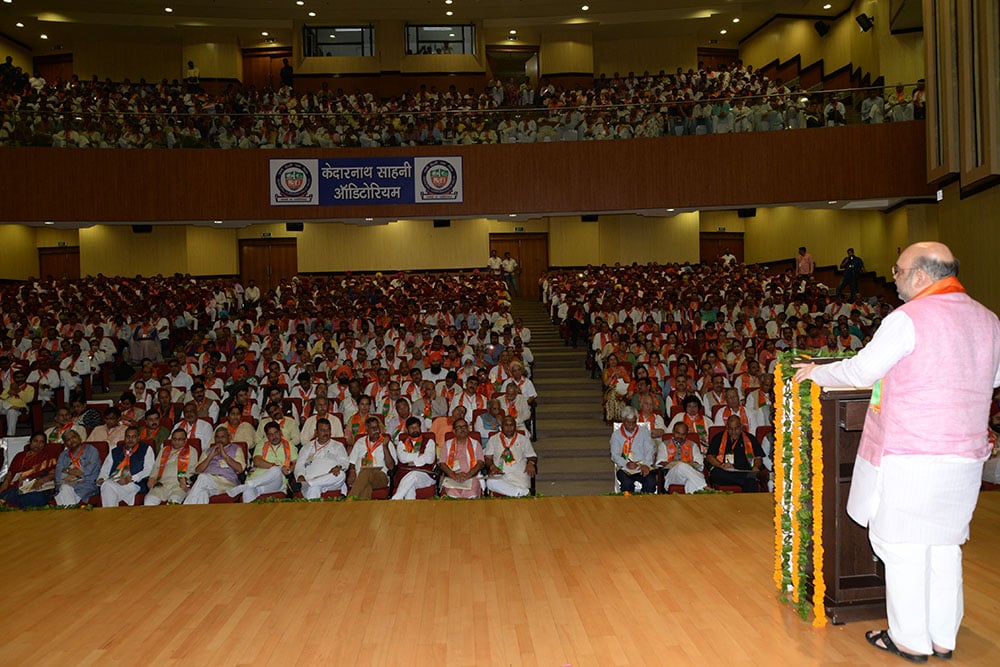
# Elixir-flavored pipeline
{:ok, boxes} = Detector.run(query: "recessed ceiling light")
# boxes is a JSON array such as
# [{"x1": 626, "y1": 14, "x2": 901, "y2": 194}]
[
  {"x1": 446, "y1": 10, "x2": 453, "y2": 16},
  {"x1": 720, "y1": 29, "x2": 727, "y2": 34},
  {"x1": 582, "y1": 5, "x2": 590, "y2": 10},
  {"x1": 509, "y1": 214, "x2": 517, "y2": 217},
  {"x1": 308, "y1": 11, "x2": 316, "y2": 17},
  {"x1": 16, "y1": 21, "x2": 24, "y2": 27},
  {"x1": 296, "y1": 1, "x2": 305, "y2": 5},
  {"x1": 732, "y1": 18, "x2": 740, "y2": 23},
  {"x1": 445, "y1": 0, "x2": 453, "y2": 4},
  {"x1": 329, "y1": 34, "x2": 335, "y2": 38},
  {"x1": 213, "y1": 220, "x2": 223, "y2": 224},
  {"x1": 261, "y1": 31, "x2": 269, "y2": 36},
  {"x1": 40, "y1": 33, "x2": 48, "y2": 39},
  {"x1": 164, "y1": 6, "x2": 173, "y2": 12},
  {"x1": 823, "y1": 3, "x2": 832, "y2": 8},
  {"x1": 666, "y1": 208, "x2": 675, "y2": 212},
  {"x1": 449, "y1": 33, "x2": 455, "y2": 37},
  {"x1": 828, "y1": 200, "x2": 838, "y2": 204},
  {"x1": 365, "y1": 217, "x2": 374, "y2": 222},
  {"x1": 509, "y1": 29, "x2": 517, "y2": 35}
]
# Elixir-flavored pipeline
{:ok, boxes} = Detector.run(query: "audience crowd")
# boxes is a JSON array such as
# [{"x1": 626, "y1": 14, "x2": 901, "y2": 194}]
[
  {"x1": 0, "y1": 271, "x2": 539, "y2": 508},
  {"x1": 542, "y1": 258, "x2": 907, "y2": 494},
  {"x1": 0, "y1": 55, "x2": 925, "y2": 149}
]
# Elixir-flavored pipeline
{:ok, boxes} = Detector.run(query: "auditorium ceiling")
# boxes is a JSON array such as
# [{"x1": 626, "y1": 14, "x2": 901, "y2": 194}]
[{"x1": 2, "y1": 0, "x2": 852, "y2": 52}]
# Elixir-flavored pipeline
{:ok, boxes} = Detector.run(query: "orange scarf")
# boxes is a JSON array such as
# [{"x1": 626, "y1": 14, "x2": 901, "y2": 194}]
[
  {"x1": 683, "y1": 413, "x2": 708, "y2": 440},
  {"x1": 446, "y1": 437, "x2": 476, "y2": 470},
  {"x1": 156, "y1": 444, "x2": 192, "y2": 480},
  {"x1": 717, "y1": 432, "x2": 755, "y2": 460},
  {"x1": 664, "y1": 438, "x2": 693, "y2": 463},
  {"x1": 362, "y1": 435, "x2": 384, "y2": 467},
  {"x1": 912, "y1": 276, "x2": 966, "y2": 299},
  {"x1": 264, "y1": 437, "x2": 292, "y2": 468},
  {"x1": 115, "y1": 443, "x2": 142, "y2": 478},
  {"x1": 498, "y1": 432, "x2": 517, "y2": 464},
  {"x1": 620, "y1": 425, "x2": 638, "y2": 458},
  {"x1": 401, "y1": 434, "x2": 423, "y2": 454}
]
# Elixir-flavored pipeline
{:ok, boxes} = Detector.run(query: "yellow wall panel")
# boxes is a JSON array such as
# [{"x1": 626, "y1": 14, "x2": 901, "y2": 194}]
[
  {"x1": 187, "y1": 226, "x2": 239, "y2": 275},
  {"x1": 79, "y1": 225, "x2": 189, "y2": 277},
  {"x1": 73, "y1": 41, "x2": 183, "y2": 82},
  {"x1": 181, "y1": 41, "x2": 242, "y2": 79},
  {"x1": 35, "y1": 228, "x2": 80, "y2": 248},
  {"x1": 594, "y1": 35, "x2": 698, "y2": 78},
  {"x1": 0, "y1": 225, "x2": 38, "y2": 280},
  {"x1": 540, "y1": 30, "x2": 594, "y2": 75},
  {"x1": 936, "y1": 183, "x2": 1000, "y2": 313}
]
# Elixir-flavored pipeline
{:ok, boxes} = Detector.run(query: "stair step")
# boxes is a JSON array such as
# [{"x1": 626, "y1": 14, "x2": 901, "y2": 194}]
[{"x1": 539, "y1": 456, "x2": 612, "y2": 474}]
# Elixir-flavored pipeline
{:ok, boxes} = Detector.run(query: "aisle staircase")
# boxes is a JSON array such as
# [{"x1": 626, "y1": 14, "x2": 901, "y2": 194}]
[{"x1": 511, "y1": 298, "x2": 611, "y2": 496}]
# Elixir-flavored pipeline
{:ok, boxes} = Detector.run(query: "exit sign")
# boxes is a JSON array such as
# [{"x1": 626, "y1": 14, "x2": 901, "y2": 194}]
[
  {"x1": 514, "y1": 226, "x2": 524, "y2": 232},
  {"x1": 57, "y1": 241, "x2": 67, "y2": 247},
  {"x1": 262, "y1": 232, "x2": 272, "y2": 238},
  {"x1": 717, "y1": 226, "x2": 726, "y2": 232}
]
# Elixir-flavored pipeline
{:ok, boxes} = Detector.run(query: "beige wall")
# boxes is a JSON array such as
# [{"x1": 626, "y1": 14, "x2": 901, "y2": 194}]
[
  {"x1": 0, "y1": 225, "x2": 39, "y2": 280},
  {"x1": 742, "y1": 207, "x2": 864, "y2": 267},
  {"x1": 739, "y1": 0, "x2": 924, "y2": 85},
  {"x1": 72, "y1": 40, "x2": 183, "y2": 82},
  {"x1": 1, "y1": 35, "x2": 32, "y2": 75},
  {"x1": 187, "y1": 226, "x2": 239, "y2": 275},
  {"x1": 936, "y1": 183, "x2": 1000, "y2": 313},
  {"x1": 35, "y1": 228, "x2": 80, "y2": 248},
  {"x1": 594, "y1": 35, "x2": 698, "y2": 78},
  {"x1": 182, "y1": 41, "x2": 243, "y2": 80},
  {"x1": 79, "y1": 225, "x2": 189, "y2": 276},
  {"x1": 539, "y1": 29, "x2": 594, "y2": 75}
]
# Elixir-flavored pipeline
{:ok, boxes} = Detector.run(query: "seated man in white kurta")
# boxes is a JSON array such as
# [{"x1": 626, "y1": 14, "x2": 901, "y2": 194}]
[
  {"x1": 294, "y1": 418, "x2": 349, "y2": 499},
  {"x1": 391, "y1": 417, "x2": 437, "y2": 500},
  {"x1": 483, "y1": 415, "x2": 537, "y2": 497},
  {"x1": 656, "y1": 422, "x2": 707, "y2": 494},
  {"x1": 183, "y1": 426, "x2": 246, "y2": 504},
  {"x1": 144, "y1": 428, "x2": 197, "y2": 505},
  {"x1": 97, "y1": 426, "x2": 155, "y2": 507}
]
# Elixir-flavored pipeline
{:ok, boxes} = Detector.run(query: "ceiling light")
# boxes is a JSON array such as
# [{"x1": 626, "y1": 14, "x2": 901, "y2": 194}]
[
  {"x1": 582, "y1": 5, "x2": 590, "y2": 10},
  {"x1": 2, "y1": 1, "x2": 12, "y2": 4},
  {"x1": 823, "y1": 3, "x2": 832, "y2": 8},
  {"x1": 296, "y1": 1, "x2": 305, "y2": 5},
  {"x1": 365, "y1": 217, "x2": 374, "y2": 222},
  {"x1": 720, "y1": 29, "x2": 727, "y2": 34},
  {"x1": 40, "y1": 34, "x2": 48, "y2": 39},
  {"x1": 732, "y1": 18, "x2": 740, "y2": 23},
  {"x1": 445, "y1": 0, "x2": 453, "y2": 4},
  {"x1": 446, "y1": 10, "x2": 453, "y2": 16},
  {"x1": 329, "y1": 34, "x2": 335, "y2": 38},
  {"x1": 828, "y1": 200, "x2": 838, "y2": 204},
  {"x1": 213, "y1": 220, "x2": 223, "y2": 225},
  {"x1": 509, "y1": 29, "x2": 517, "y2": 35},
  {"x1": 449, "y1": 33, "x2": 455, "y2": 37},
  {"x1": 509, "y1": 214, "x2": 517, "y2": 217},
  {"x1": 261, "y1": 31, "x2": 269, "y2": 36},
  {"x1": 164, "y1": 7, "x2": 173, "y2": 12},
  {"x1": 16, "y1": 22, "x2": 24, "y2": 27},
  {"x1": 308, "y1": 11, "x2": 316, "y2": 16},
  {"x1": 666, "y1": 208, "x2": 675, "y2": 212}
]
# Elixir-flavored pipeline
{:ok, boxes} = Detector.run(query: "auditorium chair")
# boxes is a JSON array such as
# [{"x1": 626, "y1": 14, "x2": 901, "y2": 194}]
[{"x1": 84, "y1": 440, "x2": 110, "y2": 506}]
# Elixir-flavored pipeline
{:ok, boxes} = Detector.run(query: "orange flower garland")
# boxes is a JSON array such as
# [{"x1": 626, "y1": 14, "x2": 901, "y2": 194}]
[
  {"x1": 810, "y1": 381, "x2": 828, "y2": 627},
  {"x1": 790, "y1": 382, "x2": 802, "y2": 603}
]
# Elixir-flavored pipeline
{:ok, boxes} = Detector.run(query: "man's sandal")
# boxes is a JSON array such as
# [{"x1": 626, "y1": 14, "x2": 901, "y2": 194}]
[{"x1": 865, "y1": 630, "x2": 929, "y2": 664}]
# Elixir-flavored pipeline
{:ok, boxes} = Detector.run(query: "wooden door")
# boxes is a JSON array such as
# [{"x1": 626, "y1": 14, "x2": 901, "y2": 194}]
[
  {"x1": 34, "y1": 53, "x2": 73, "y2": 84},
  {"x1": 38, "y1": 246, "x2": 81, "y2": 280},
  {"x1": 699, "y1": 232, "x2": 744, "y2": 265},
  {"x1": 241, "y1": 47, "x2": 292, "y2": 89},
  {"x1": 489, "y1": 233, "x2": 549, "y2": 299},
  {"x1": 239, "y1": 239, "x2": 298, "y2": 295}
]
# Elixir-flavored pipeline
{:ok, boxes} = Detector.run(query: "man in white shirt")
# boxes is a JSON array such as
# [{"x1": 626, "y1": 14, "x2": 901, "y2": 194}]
[
  {"x1": 347, "y1": 417, "x2": 395, "y2": 499},
  {"x1": 391, "y1": 417, "x2": 437, "y2": 500},
  {"x1": 610, "y1": 407, "x2": 656, "y2": 493},
  {"x1": 58, "y1": 343, "x2": 92, "y2": 403},
  {"x1": 299, "y1": 396, "x2": 344, "y2": 443},
  {"x1": 501, "y1": 252, "x2": 519, "y2": 296},
  {"x1": 294, "y1": 418, "x2": 349, "y2": 499},
  {"x1": 487, "y1": 249, "x2": 502, "y2": 275},
  {"x1": 484, "y1": 415, "x2": 537, "y2": 497},
  {"x1": 656, "y1": 422, "x2": 707, "y2": 494},
  {"x1": 97, "y1": 426, "x2": 155, "y2": 507}
]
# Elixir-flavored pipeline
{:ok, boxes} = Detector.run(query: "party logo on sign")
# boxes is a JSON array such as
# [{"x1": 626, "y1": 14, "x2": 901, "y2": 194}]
[{"x1": 273, "y1": 161, "x2": 314, "y2": 203}]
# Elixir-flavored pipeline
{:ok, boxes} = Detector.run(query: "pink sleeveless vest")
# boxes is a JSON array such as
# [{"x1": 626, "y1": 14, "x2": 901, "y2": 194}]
[{"x1": 858, "y1": 292, "x2": 1000, "y2": 465}]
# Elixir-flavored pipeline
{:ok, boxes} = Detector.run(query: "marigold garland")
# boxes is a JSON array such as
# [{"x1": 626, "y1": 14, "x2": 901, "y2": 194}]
[
  {"x1": 773, "y1": 350, "x2": 839, "y2": 626},
  {"x1": 810, "y1": 381, "x2": 828, "y2": 627},
  {"x1": 790, "y1": 381, "x2": 802, "y2": 603}
]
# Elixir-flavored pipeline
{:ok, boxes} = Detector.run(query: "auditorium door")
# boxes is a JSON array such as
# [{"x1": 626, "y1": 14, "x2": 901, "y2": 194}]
[
  {"x1": 241, "y1": 47, "x2": 293, "y2": 90},
  {"x1": 699, "y1": 232, "x2": 744, "y2": 264},
  {"x1": 239, "y1": 239, "x2": 298, "y2": 295},
  {"x1": 38, "y1": 246, "x2": 81, "y2": 280},
  {"x1": 488, "y1": 233, "x2": 548, "y2": 299}
]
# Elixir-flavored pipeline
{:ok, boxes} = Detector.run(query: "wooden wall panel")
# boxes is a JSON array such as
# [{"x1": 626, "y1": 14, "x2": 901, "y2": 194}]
[{"x1": 0, "y1": 122, "x2": 933, "y2": 223}]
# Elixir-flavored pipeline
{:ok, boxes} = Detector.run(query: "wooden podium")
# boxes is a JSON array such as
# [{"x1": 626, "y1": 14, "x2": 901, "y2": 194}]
[{"x1": 816, "y1": 388, "x2": 886, "y2": 624}]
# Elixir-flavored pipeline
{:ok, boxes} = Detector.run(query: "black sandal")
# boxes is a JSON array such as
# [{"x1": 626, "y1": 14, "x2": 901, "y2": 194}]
[
  {"x1": 865, "y1": 630, "x2": 929, "y2": 663},
  {"x1": 932, "y1": 648, "x2": 953, "y2": 660}
]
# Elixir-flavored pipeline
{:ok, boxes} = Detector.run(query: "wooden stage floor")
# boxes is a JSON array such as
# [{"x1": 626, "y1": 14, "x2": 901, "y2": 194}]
[{"x1": 2, "y1": 493, "x2": 998, "y2": 666}]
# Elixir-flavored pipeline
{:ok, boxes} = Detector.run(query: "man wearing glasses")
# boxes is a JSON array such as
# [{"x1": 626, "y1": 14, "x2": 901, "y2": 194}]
[{"x1": 795, "y1": 242, "x2": 1000, "y2": 663}]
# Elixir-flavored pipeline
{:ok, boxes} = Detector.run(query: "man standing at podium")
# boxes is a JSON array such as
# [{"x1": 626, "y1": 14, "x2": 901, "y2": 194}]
[{"x1": 796, "y1": 242, "x2": 1000, "y2": 662}]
